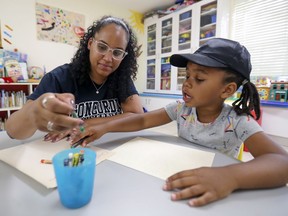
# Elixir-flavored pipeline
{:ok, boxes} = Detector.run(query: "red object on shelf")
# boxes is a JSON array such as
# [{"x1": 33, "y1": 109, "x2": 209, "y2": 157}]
[
  {"x1": 2, "y1": 77, "x2": 14, "y2": 83},
  {"x1": 244, "y1": 108, "x2": 263, "y2": 152}
]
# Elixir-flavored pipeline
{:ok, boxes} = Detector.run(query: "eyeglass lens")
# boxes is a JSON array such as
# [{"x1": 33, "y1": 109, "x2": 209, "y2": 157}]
[{"x1": 94, "y1": 40, "x2": 127, "y2": 60}]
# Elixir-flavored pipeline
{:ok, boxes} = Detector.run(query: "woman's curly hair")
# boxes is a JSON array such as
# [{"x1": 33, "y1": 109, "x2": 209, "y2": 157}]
[{"x1": 70, "y1": 15, "x2": 139, "y2": 102}]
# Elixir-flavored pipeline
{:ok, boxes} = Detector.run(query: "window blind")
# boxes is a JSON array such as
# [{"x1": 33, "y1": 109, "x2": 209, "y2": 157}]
[{"x1": 230, "y1": 0, "x2": 288, "y2": 78}]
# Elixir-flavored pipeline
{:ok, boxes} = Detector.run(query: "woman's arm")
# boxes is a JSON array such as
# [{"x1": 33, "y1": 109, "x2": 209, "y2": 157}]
[
  {"x1": 44, "y1": 94, "x2": 144, "y2": 142},
  {"x1": 6, "y1": 100, "x2": 38, "y2": 139},
  {"x1": 5, "y1": 93, "x2": 84, "y2": 140},
  {"x1": 120, "y1": 94, "x2": 145, "y2": 113}
]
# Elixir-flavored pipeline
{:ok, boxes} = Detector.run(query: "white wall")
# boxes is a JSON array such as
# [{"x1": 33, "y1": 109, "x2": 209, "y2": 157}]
[
  {"x1": 0, "y1": 0, "x2": 145, "y2": 89},
  {"x1": 261, "y1": 106, "x2": 288, "y2": 138}
]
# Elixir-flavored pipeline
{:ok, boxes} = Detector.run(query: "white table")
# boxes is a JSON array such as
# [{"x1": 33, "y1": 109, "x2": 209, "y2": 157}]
[{"x1": 0, "y1": 130, "x2": 287, "y2": 216}]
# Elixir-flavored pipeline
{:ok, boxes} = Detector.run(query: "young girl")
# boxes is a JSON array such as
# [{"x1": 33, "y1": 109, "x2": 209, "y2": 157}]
[{"x1": 72, "y1": 38, "x2": 288, "y2": 207}]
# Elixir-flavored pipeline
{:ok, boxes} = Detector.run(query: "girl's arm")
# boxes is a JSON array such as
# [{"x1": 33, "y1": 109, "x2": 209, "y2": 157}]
[
  {"x1": 163, "y1": 132, "x2": 288, "y2": 207},
  {"x1": 228, "y1": 132, "x2": 288, "y2": 189},
  {"x1": 72, "y1": 108, "x2": 172, "y2": 146}
]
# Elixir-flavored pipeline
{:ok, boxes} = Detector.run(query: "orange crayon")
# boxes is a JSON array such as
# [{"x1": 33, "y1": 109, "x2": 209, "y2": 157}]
[{"x1": 40, "y1": 159, "x2": 52, "y2": 164}]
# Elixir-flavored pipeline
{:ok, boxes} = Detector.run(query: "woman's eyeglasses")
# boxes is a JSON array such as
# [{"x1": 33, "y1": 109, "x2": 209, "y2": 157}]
[{"x1": 92, "y1": 39, "x2": 128, "y2": 60}]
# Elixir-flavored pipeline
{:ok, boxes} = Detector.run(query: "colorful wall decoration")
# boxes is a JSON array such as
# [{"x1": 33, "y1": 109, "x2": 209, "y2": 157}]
[
  {"x1": 35, "y1": 3, "x2": 85, "y2": 46},
  {"x1": 0, "y1": 21, "x2": 14, "y2": 47}
]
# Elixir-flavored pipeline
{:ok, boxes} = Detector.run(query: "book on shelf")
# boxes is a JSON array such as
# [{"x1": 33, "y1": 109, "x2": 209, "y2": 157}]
[
  {"x1": 0, "y1": 117, "x2": 6, "y2": 131},
  {"x1": 0, "y1": 89, "x2": 26, "y2": 108}
]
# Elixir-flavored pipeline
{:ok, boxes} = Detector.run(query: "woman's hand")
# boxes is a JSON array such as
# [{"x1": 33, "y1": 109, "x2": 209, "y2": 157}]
[
  {"x1": 44, "y1": 129, "x2": 75, "y2": 142},
  {"x1": 31, "y1": 93, "x2": 84, "y2": 133},
  {"x1": 162, "y1": 167, "x2": 238, "y2": 207}
]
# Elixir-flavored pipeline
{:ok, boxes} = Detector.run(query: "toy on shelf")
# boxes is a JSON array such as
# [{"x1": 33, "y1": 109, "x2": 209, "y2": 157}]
[
  {"x1": 28, "y1": 66, "x2": 44, "y2": 81},
  {"x1": 1, "y1": 49, "x2": 29, "y2": 82},
  {"x1": 4, "y1": 59, "x2": 23, "y2": 82},
  {"x1": 268, "y1": 82, "x2": 288, "y2": 102},
  {"x1": 255, "y1": 76, "x2": 271, "y2": 101},
  {"x1": 257, "y1": 87, "x2": 270, "y2": 100},
  {"x1": 143, "y1": 0, "x2": 200, "y2": 20}
]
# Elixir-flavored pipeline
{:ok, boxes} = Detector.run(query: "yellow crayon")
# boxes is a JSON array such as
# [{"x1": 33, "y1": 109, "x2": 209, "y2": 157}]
[{"x1": 72, "y1": 153, "x2": 80, "y2": 166}]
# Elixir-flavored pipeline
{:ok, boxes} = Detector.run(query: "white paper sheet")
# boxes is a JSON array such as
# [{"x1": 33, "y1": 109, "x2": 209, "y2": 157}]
[
  {"x1": 108, "y1": 137, "x2": 215, "y2": 180},
  {"x1": 0, "y1": 138, "x2": 113, "y2": 188}
]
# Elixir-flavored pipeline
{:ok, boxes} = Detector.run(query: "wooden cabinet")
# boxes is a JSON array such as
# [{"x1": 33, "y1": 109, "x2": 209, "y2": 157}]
[
  {"x1": 0, "y1": 82, "x2": 38, "y2": 130},
  {"x1": 144, "y1": 0, "x2": 230, "y2": 94}
]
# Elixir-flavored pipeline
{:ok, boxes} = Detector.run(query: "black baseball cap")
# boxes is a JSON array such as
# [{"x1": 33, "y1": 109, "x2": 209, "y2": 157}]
[{"x1": 170, "y1": 38, "x2": 252, "y2": 80}]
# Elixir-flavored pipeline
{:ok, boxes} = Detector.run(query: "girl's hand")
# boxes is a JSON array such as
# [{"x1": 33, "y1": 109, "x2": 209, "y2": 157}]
[
  {"x1": 162, "y1": 167, "x2": 238, "y2": 207},
  {"x1": 70, "y1": 125, "x2": 106, "y2": 147}
]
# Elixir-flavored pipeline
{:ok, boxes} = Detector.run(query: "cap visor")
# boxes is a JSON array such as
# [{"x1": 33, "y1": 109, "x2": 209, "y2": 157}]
[{"x1": 170, "y1": 53, "x2": 228, "y2": 68}]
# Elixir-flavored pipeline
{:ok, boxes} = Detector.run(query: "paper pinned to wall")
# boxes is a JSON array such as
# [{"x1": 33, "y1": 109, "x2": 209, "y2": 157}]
[
  {"x1": 0, "y1": 138, "x2": 113, "y2": 188},
  {"x1": 108, "y1": 137, "x2": 215, "y2": 180}
]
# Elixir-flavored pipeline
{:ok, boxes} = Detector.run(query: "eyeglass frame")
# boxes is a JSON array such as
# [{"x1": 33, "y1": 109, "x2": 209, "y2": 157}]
[{"x1": 92, "y1": 38, "x2": 128, "y2": 60}]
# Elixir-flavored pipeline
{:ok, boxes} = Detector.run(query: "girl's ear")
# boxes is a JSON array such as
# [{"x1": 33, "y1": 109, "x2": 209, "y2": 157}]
[{"x1": 221, "y1": 82, "x2": 237, "y2": 99}]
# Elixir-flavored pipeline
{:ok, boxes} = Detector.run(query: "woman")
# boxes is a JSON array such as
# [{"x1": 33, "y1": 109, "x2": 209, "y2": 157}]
[{"x1": 6, "y1": 15, "x2": 144, "y2": 140}]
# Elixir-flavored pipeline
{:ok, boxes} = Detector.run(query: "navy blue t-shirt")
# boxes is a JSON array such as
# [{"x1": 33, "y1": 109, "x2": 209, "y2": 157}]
[{"x1": 28, "y1": 64, "x2": 138, "y2": 119}]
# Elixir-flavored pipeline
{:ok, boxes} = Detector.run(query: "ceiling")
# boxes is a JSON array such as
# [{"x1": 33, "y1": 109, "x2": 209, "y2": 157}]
[{"x1": 104, "y1": 0, "x2": 176, "y2": 14}]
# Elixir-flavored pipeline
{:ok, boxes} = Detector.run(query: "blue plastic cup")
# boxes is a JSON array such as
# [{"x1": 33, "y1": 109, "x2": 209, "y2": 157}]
[{"x1": 52, "y1": 148, "x2": 96, "y2": 209}]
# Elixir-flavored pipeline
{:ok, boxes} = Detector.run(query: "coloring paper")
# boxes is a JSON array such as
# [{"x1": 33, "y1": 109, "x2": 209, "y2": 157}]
[
  {"x1": 108, "y1": 137, "x2": 215, "y2": 180},
  {"x1": 0, "y1": 138, "x2": 113, "y2": 188}
]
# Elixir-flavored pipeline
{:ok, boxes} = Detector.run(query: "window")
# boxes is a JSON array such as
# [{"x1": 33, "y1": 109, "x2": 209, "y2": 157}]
[{"x1": 230, "y1": 0, "x2": 288, "y2": 78}]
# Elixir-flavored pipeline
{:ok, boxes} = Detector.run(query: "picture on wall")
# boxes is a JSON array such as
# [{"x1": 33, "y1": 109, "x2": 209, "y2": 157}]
[{"x1": 35, "y1": 3, "x2": 85, "y2": 46}]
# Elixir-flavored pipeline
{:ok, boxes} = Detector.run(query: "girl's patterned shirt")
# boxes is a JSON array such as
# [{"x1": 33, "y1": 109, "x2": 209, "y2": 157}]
[{"x1": 165, "y1": 101, "x2": 263, "y2": 158}]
